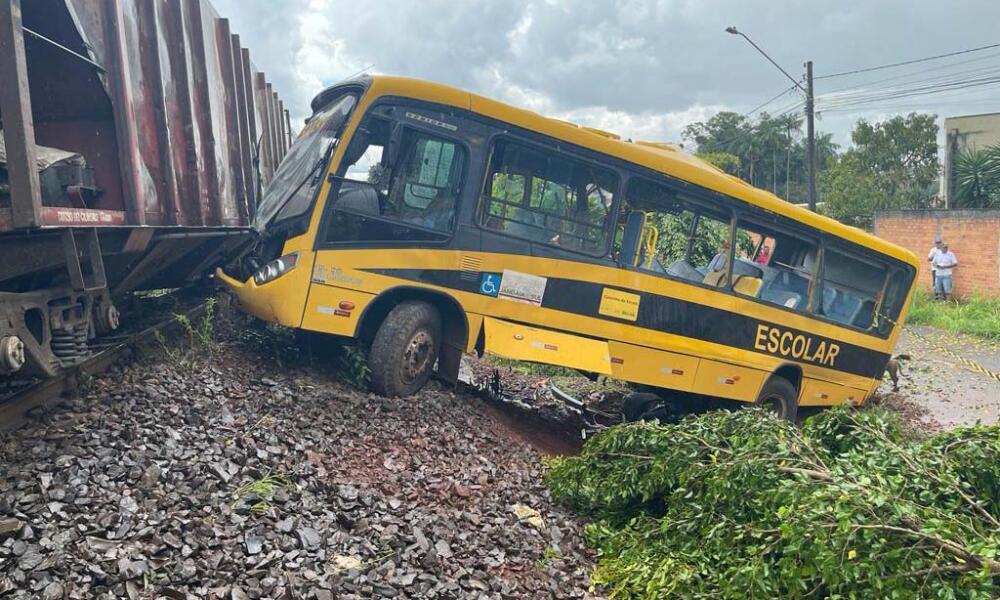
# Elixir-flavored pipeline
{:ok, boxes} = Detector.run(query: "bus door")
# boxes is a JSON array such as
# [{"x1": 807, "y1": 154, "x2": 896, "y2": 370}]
[{"x1": 303, "y1": 102, "x2": 487, "y2": 335}]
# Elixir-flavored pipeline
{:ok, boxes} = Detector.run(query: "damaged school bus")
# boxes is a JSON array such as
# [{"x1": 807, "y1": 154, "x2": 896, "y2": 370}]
[{"x1": 217, "y1": 75, "x2": 919, "y2": 419}]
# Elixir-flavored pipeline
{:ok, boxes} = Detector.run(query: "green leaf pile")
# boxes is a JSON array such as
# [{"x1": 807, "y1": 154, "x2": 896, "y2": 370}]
[{"x1": 546, "y1": 407, "x2": 1000, "y2": 598}]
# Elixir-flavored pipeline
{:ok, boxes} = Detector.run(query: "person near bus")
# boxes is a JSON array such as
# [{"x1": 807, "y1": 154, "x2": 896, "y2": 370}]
[
  {"x1": 932, "y1": 242, "x2": 957, "y2": 301},
  {"x1": 756, "y1": 244, "x2": 771, "y2": 265},
  {"x1": 927, "y1": 236, "x2": 942, "y2": 292},
  {"x1": 707, "y1": 239, "x2": 731, "y2": 273}
]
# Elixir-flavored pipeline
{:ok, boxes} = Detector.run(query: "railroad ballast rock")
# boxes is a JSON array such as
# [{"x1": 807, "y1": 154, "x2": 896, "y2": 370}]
[{"x1": 0, "y1": 330, "x2": 599, "y2": 599}]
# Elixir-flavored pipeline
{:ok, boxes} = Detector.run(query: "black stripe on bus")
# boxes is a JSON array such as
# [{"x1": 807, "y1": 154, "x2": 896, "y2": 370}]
[{"x1": 359, "y1": 268, "x2": 890, "y2": 379}]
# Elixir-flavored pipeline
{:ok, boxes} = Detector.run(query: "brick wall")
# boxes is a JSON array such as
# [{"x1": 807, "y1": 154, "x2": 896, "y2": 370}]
[{"x1": 874, "y1": 210, "x2": 1000, "y2": 297}]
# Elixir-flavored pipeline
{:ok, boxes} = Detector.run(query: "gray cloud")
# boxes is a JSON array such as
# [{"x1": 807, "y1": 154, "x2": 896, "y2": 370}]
[{"x1": 214, "y1": 0, "x2": 1000, "y2": 146}]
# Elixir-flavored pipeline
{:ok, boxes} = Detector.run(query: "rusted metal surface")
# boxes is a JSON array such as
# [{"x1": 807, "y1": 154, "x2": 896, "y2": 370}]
[
  {"x1": 0, "y1": 0, "x2": 42, "y2": 229},
  {"x1": 0, "y1": 0, "x2": 290, "y2": 233},
  {"x1": 254, "y1": 73, "x2": 275, "y2": 183}
]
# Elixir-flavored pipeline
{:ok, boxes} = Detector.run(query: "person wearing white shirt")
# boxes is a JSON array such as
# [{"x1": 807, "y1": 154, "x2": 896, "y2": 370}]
[
  {"x1": 927, "y1": 236, "x2": 942, "y2": 292},
  {"x1": 932, "y1": 242, "x2": 958, "y2": 301}
]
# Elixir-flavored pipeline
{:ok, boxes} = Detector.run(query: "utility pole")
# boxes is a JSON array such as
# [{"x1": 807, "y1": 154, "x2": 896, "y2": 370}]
[
  {"x1": 805, "y1": 61, "x2": 817, "y2": 212},
  {"x1": 726, "y1": 27, "x2": 819, "y2": 212}
]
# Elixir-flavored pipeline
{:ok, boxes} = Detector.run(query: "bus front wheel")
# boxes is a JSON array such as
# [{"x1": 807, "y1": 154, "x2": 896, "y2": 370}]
[
  {"x1": 755, "y1": 376, "x2": 799, "y2": 422},
  {"x1": 369, "y1": 300, "x2": 442, "y2": 397}
]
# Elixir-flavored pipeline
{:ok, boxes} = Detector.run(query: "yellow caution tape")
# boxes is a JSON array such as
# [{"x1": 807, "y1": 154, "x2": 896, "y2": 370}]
[{"x1": 906, "y1": 327, "x2": 1000, "y2": 383}]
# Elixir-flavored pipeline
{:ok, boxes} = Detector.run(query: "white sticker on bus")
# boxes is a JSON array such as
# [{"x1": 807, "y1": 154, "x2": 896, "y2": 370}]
[{"x1": 497, "y1": 270, "x2": 547, "y2": 306}]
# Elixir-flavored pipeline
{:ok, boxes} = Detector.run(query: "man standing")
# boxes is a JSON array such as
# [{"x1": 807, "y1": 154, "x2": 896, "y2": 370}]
[
  {"x1": 927, "y1": 236, "x2": 942, "y2": 293},
  {"x1": 932, "y1": 242, "x2": 958, "y2": 301}
]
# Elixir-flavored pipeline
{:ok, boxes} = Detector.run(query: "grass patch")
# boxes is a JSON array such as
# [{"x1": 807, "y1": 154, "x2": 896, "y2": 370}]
[
  {"x1": 233, "y1": 472, "x2": 294, "y2": 515},
  {"x1": 906, "y1": 291, "x2": 1000, "y2": 341},
  {"x1": 485, "y1": 353, "x2": 583, "y2": 378}
]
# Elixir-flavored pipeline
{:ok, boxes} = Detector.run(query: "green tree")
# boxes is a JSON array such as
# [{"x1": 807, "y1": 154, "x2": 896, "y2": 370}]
[
  {"x1": 695, "y1": 151, "x2": 741, "y2": 175},
  {"x1": 683, "y1": 110, "x2": 827, "y2": 203},
  {"x1": 952, "y1": 145, "x2": 1000, "y2": 208},
  {"x1": 850, "y1": 112, "x2": 939, "y2": 207},
  {"x1": 819, "y1": 154, "x2": 892, "y2": 229}
]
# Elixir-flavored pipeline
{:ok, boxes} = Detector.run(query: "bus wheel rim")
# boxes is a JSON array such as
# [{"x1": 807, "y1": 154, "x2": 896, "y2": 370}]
[
  {"x1": 401, "y1": 330, "x2": 433, "y2": 384},
  {"x1": 760, "y1": 394, "x2": 785, "y2": 416}
]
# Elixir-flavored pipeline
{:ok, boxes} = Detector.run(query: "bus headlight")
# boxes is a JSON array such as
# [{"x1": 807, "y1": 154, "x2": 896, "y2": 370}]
[{"x1": 253, "y1": 253, "x2": 299, "y2": 285}]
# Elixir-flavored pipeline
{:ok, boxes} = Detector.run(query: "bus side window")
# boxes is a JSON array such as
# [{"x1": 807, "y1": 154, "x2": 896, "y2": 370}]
[
  {"x1": 732, "y1": 221, "x2": 818, "y2": 311},
  {"x1": 689, "y1": 213, "x2": 733, "y2": 287},
  {"x1": 325, "y1": 113, "x2": 465, "y2": 244},
  {"x1": 877, "y1": 268, "x2": 914, "y2": 336},
  {"x1": 612, "y1": 177, "x2": 703, "y2": 280},
  {"x1": 817, "y1": 249, "x2": 887, "y2": 331},
  {"x1": 480, "y1": 139, "x2": 617, "y2": 255}
]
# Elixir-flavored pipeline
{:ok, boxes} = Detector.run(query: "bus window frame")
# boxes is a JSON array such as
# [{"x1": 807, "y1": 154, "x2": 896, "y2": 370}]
[
  {"x1": 315, "y1": 100, "x2": 477, "y2": 250},
  {"x1": 615, "y1": 173, "x2": 735, "y2": 282},
  {"x1": 475, "y1": 133, "x2": 622, "y2": 259},
  {"x1": 611, "y1": 167, "x2": 913, "y2": 338},
  {"x1": 813, "y1": 239, "x2": 915, "y2": 338},
  {"x1": 310, "y1": 91, "x2": 916, "y2": 341},
  {"x1": 731, "y1": 211, "x2": 823, "y2": 306}
]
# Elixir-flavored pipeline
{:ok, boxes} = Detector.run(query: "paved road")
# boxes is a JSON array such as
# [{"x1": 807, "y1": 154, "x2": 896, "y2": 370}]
[{"x1": 880, "y1": 326, "x2": 1000, "y2": 431}]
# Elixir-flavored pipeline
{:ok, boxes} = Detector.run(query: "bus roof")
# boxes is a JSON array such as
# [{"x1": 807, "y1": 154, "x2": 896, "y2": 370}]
[{"x1": 341, "y1": 75, "x2": 919, "y2": 268}]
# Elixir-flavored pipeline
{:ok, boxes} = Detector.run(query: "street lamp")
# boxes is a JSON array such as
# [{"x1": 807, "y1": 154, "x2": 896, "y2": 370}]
[{"x1": 725, "y1": 26, "x2": 817, "y2": 211}]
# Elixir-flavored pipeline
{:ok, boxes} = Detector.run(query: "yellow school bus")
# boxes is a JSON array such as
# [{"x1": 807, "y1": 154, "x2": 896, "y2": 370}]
[{"x1": 217, "y1": 75, "x2": 918, "y2": 420}]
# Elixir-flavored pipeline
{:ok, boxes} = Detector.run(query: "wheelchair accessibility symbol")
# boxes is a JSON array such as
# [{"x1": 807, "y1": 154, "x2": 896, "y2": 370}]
[{"x1": 479, "y1": 273, "x2": 501, "y2": 297}]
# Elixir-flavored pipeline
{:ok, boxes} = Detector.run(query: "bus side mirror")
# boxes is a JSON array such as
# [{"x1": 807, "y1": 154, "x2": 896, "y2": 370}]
[{"x1": 342, "y1": 127, "x2": 371, "y2": 167}]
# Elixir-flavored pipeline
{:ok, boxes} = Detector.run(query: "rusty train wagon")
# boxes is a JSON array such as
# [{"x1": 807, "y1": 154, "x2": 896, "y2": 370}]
[{"x1": 0, "y1": 0, "x2": 291, "y2": 378}]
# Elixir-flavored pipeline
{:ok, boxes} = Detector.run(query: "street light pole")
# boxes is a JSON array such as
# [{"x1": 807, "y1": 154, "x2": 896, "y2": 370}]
[
  {"x1": 725, "y1": 27, "x2": 817, "y2": 211},
  {"x1": 804, "y1": 60, "x2": 817, "y2": 211}
]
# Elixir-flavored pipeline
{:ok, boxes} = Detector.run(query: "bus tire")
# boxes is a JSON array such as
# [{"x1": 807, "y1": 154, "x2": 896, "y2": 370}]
[
  {"x1": 622, "y1": 392, "x2": 661, "y2": 422},
  {"x1": 368, "y1": 300, "x2": 442, "y2": 397},
  {"x1": 755, "y1": 376, "x2": 799, "y2": 422}
]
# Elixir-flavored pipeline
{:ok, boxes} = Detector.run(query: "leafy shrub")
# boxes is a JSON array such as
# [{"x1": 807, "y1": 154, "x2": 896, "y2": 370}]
[{"x1": 547, "y1": 407, "x2": 1000, "y2": 598}]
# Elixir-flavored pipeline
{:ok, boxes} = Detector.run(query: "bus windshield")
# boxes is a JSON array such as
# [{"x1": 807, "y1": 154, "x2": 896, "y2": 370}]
[{"x1": 253, "y1": 92, "x2": 358, "y2": 231}]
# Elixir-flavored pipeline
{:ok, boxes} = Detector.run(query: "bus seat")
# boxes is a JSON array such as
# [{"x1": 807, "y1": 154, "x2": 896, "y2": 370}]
[
  {"x1": 825, "y1": 290, "x2": 861, "y2": 324},
  {"x1": 334, "y1": 181, "x2": 381, "y2": 215},
  {"x1": 619, "y1": 211, "x2": 645, "y2": 266},
  {"x1": 761, "y1": 289, "x2": 801, "y2": 308},
  {"x1": 733, "y1": 275, "x2": 763, "y2": 297},
  {"x1": 703, "y1": 269, "x2": 727, "y2": 288},
  {"x1": 851, "y1": 299, "x2": 876, "y2": 329},
  {"x1": 733, "y1": 258, "x2": 764, "y2": 279},
  {"x1": 666, "y1": 259, "x2": 703, "y2": 282}
]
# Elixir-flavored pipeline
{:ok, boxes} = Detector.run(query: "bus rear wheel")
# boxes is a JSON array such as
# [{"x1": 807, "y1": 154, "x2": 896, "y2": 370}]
[
  {"x1": 755, "y1": 376, "x2": 799, "y2": 422},
  {"x1": 368, "y1": 301, "x2": 442, "y2": 397}
]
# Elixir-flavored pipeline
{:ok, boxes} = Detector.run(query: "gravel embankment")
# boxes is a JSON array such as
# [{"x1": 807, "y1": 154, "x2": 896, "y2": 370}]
[{"x1": 0, "y1": 326, "x2": 600, "y2": 599}]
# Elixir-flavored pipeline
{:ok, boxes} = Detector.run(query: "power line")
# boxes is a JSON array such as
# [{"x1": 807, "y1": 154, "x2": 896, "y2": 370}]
[
  {"x1": 815, "y1": 41, "x2": 1000, "y2": 80},
  {"x1": 817, "y1": 75, "x2": 1000, "y2": 110},
  {"x1": 817, "y1": 62, "x2": 1000, "y2": 103},
  {"x1": 745, "y1": 84, "x2": 800, "y2": 116},
  {"x1": 818, "y1": 49, "x2": 1000, "y2": 96},
  {"x1": 819, "y1": 99, "x2": 1000, "y2": 114}
]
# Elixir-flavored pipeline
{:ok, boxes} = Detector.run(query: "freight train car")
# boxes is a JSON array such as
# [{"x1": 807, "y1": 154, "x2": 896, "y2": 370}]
[{"x1": 0, "y1": 0, "x2": 291, "y2": 377}]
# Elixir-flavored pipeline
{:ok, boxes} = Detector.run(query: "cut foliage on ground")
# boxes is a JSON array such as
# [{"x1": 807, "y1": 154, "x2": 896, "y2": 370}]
[
  {"x1": 906, "y1": 292, "x2": 1000, "y2": 341},
  {"x1": 547, "y1": 407, "x2": 1000, "y2": 599}
]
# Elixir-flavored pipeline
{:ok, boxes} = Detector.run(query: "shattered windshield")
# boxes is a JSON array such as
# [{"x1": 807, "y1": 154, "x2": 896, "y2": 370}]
[{"x1": 253, "y1": 93, "x2": 358, "y2": 230}]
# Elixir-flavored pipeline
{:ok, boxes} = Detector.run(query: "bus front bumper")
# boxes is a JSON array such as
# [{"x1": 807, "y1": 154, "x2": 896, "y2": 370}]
[{"x1": 215, "y1": 268, "x2": 304, "y2": 327}]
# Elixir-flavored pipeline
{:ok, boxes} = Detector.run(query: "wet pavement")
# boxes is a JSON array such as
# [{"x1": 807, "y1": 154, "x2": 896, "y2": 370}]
[{"x1": 876, "y1": 326, "x2": 1000, "y2": 432}]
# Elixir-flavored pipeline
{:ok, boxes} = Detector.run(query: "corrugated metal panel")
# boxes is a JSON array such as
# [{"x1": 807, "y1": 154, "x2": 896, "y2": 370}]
[{"x1": 0, "y1": 0, "x2": 290, "y2": 231}]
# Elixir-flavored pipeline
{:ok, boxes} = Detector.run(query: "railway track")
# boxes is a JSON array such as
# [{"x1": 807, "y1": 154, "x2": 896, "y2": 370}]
[{"x1": 0, "y1": 292, "x2": 213, "y2": 431}]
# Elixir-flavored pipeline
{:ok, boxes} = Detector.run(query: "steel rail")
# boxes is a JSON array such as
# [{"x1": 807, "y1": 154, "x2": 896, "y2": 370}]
[{"x1": 0, "y1": 298, "x2": 212, "y2": 431}]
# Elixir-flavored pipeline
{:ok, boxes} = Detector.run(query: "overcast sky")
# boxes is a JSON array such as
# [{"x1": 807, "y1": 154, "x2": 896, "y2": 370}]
[{"x1": 214, "y1": 0, "x2": 1000, "y2": 150}]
